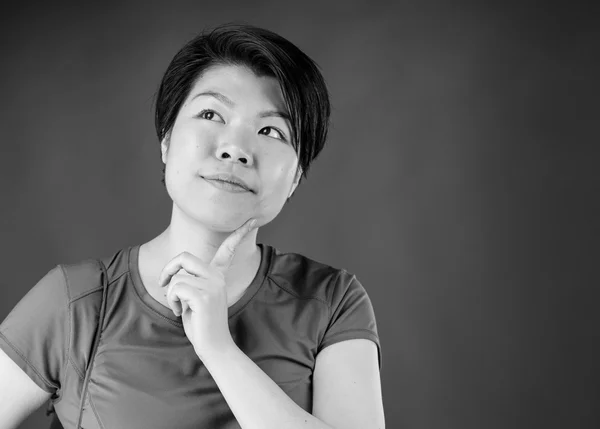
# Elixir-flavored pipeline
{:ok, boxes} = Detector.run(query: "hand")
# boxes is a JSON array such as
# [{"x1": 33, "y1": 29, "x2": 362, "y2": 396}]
[{"x1": 158, "y1": 218, "x2": 258, "y2": 360}]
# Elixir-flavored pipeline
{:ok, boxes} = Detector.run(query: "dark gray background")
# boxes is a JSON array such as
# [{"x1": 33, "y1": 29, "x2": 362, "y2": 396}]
[{"x1": 1, "y1": 1, "x2": 598, "y2": 428}]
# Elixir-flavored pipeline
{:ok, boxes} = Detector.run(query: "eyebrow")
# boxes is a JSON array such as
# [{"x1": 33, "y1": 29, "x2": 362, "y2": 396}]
[
  {"x1": 190, "y1": 90, "x2": 291, "y2": 122},
  {"x1": 259, "y1": 110, "x2": 291, "y2": 122},
  {"x1": 191, "y1": 91, "x2": 235, "y2": 106}
]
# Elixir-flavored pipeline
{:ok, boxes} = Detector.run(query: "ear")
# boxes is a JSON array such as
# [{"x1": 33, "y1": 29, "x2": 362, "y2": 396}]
[
  {"x1": 160, "y1": 134, "x2": 170, "y2": 164},
  {"x1": 288, "y1": 165, "x2": 303, "y2": 199}
]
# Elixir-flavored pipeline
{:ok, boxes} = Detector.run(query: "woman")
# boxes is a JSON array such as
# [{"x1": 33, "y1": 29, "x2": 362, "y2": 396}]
[{"x1": 0, "y1": 24, "x2": 385, "y2": 429}]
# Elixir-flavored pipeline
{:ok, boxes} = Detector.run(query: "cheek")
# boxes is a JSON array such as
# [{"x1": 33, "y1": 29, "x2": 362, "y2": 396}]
[
  {"x1": 256, "y1": 154, "x2": 297, "y2": 209},
  {"x1": 264, "y1": 146, "x2": 296, "y2": 185},
  {"x1": 165, "y1": 126, "x2": 214, "y2": 172}
]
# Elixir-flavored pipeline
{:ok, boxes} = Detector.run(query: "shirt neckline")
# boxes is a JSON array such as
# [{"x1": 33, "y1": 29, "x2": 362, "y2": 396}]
[{"x1": 128, "y1": 242, "x2": 273, "y2": 324}]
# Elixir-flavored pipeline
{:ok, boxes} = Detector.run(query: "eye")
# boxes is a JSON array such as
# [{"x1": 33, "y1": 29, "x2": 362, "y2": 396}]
[
  {"x1": 196, "y1": 109, "x2": 224, "y2": 123},
  {"x1": 258, "y1": 126, "x2": 287, "y2": 142}
]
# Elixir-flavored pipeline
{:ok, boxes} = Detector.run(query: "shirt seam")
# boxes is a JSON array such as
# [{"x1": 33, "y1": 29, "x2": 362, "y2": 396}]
[
  {"x1": 68, "y1": 270, "x2": 128, "y2": 304},
  {"x1": 318, "y1": 270, "x2": 346, "y2": 352},
  {"x1": 64, "y1": 268, "x2": 128, "y2": 378},
  {"x1": 58, "y1": 265, "x2": 71, "y2": 400},
  {"x1": 321, "y1": 328, "x2": 380, "y2": 342},
  {"x1": 327, "y1": 270, "x2": 345, "y2": 317},
  {"x1": 98, "y1": 271, "x2": 128, "y2": 331},
  {"x1": 69, "y1": 356, "x2": 85, "y2": 380},
  {"x1": 88, "y1": 390, "x2": 106, "y2": 429},
  {"x1": 266, "y1": 274, "x2": 331, "y2": 307}
]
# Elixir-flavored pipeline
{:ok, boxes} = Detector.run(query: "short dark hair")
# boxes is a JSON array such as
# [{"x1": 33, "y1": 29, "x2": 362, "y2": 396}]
[{"x1": 154, "y1": 23, "x2": 331, "y2": 189}]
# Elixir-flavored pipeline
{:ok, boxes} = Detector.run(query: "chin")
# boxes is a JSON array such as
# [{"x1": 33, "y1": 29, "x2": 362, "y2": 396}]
[
  {"x1": 182, "y1": 205, "x2": 254, "y2": 232},
  {"x1": 196, "y1": 207, "x2": 281, "y2": 233},
  {"x1": 207, "y1": 218, "x2": 252, "y2": 233},
  {"x1": 169, "y1": 184, "x2": 286, "y2": 231}
]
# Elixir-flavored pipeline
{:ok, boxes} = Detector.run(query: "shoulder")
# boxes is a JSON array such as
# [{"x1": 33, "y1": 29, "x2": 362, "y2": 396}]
[
  {"x1": 58, "y1": 245, "x2": 132, "y2": 303},
  {"x1": 265, "y1": 244, "x2": 361, "y2": 307}
]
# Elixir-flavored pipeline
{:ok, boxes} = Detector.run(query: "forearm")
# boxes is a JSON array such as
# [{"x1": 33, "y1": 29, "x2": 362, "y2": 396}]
[{"x1": 200, "y1": 343, "x2": 335, "y2": 429}]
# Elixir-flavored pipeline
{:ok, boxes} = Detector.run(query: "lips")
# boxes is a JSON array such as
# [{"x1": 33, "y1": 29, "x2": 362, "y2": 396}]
[{"x1": 200, "y1": 173, "x2": 254, "y2": 193}]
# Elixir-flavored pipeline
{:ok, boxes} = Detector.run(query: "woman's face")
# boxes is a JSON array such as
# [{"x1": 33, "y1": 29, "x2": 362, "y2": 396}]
[{"x1": 161, "y1": 64, "x2": 301, "y2": 232}]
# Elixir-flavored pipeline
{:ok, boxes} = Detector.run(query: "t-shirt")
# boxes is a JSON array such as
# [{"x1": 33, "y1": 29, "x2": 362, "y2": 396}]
[{"x1": 0, "y1": 242, "x2": 381, "y2": 429}]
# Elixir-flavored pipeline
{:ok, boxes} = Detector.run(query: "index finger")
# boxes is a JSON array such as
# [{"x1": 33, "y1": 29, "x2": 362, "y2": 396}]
[{"x1": 211, "y1": 218, "x2": 257, "y2": 273}]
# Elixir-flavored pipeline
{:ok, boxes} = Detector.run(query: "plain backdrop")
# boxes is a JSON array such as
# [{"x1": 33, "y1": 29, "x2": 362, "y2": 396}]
[{"x1": 1, "y1": 1, "x2": 598, "y2": 428}]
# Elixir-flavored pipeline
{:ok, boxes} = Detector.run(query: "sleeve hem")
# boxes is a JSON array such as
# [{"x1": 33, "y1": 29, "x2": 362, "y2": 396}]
[
  {"x1": 317, "y1": 329, "x2": 382, "y2": 370},
  {"x1": 0, "y1": 333, "x2": 56, "y2": 393},
  {"x1": 58, "y1": 264, "x2": 72, "y2": 397}
]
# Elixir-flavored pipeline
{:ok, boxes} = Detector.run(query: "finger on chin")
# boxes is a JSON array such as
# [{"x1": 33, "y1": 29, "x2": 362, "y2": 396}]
[{"x1": 212, "y1": 218, "x2": 257, "y2": 271}]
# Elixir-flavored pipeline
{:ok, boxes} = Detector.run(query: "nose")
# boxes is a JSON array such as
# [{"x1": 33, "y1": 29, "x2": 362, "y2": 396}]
[{"x1": 215, "y1": 128, "x2": 254, "y2": 167}]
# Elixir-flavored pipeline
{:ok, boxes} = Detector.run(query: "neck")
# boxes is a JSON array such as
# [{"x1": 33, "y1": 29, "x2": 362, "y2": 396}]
[{"x1": 148, "y1": 205, "x2": 260, "y2": 284}]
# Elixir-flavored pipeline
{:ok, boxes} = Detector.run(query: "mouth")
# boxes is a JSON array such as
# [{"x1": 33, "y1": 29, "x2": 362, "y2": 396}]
[
  {"x1": 201, "y1": 177, "x2": 252, "y2": 193},
  {"x1": 200, "y1": 172, "x2": 254, "y2": 193}
]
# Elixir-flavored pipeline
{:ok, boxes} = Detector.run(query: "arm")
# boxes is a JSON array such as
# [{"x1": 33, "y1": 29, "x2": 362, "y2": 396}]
[
  {"x1": 0, "y1": 348, "x2": 52, "y2": 429},
  {"x1": 0, "y1": 265, "x2": 69, "y2": 429},
  {"x1": 201, "y1": 338, "x2": 385, "y2": 429},
  {"x1": 313, "y1": 339, "x2": 385, "y2": 429}
]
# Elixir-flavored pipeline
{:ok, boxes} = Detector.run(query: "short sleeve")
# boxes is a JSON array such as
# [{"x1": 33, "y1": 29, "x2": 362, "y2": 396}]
[
  {"x1": 318, "y1": 270, "x2": 382, "y2": 369},
  {"x1": 0, "y1": 265, "x2": 69, "y2": 393}
]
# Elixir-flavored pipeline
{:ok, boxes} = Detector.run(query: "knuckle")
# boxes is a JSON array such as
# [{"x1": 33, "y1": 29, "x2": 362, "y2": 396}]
[{"x1": 220, "y1": 244, "x2": 234, "y2": 257}]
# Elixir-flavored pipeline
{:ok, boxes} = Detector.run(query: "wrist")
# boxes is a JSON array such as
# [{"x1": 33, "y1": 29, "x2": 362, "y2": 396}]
[{"x1": 195, "y1": 337, "x2": 238, "y2": 364}]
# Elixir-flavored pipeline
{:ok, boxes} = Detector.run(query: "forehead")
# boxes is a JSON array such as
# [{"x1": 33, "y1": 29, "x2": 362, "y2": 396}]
[{"x1": 186, "y1": 64, "x2": 286, "y2": 110}]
